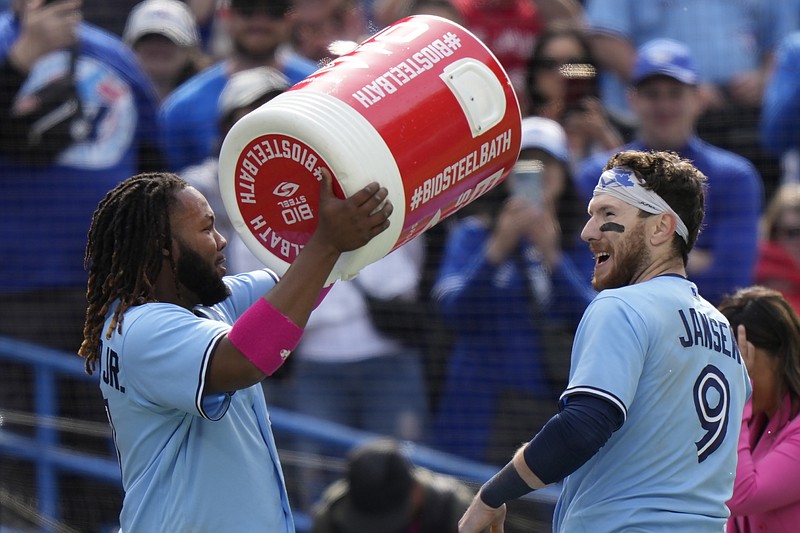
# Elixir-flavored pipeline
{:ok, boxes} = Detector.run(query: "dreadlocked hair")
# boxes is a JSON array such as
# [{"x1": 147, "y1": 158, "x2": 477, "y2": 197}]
[{"x1": 79, "y1": 172, "x2": 188, "y2": 375}]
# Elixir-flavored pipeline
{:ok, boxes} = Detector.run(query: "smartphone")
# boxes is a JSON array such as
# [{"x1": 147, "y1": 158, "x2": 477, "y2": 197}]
[
  {"x1": 560, "y1": 62, "x2": 599, "y2": 113},
  {"x1": 509, "y1": 159, "x2": 545, "y2": 205}
]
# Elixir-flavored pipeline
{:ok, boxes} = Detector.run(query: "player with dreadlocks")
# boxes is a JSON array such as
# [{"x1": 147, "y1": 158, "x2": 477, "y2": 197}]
[{"x1": 79, "y1": 170, "x2": 392, "y2": 532}]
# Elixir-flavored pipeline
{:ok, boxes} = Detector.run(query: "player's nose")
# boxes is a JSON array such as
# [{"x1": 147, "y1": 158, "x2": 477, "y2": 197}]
[
  {"x1": 581, "y1": 217, "x2": 600, "y2": 243},
  {"x1": 215, "y1": 228, "x2": 228, "y2": 251}
]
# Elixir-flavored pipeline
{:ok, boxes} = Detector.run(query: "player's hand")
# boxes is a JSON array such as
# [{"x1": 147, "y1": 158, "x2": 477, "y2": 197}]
[
  {"x1": 458, "y1": 494, "x2": 506, "y2": 533},
  {"x1": 736, "y1": 324, "x2": 756, "y2": 374},
  {"x1": 313, "y1": 167, "x2": 392, "y2": 253}
]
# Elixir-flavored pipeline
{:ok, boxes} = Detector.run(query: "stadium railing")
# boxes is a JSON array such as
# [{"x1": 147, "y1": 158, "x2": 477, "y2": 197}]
[{"x1": 0, "y1": 335, "x2": 560, "y2": 533}]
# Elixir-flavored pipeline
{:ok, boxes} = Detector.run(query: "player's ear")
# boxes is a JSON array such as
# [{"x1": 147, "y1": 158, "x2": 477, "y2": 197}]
[{"x1": 650, "y1": 213, "x2": 676, "y2": 246}]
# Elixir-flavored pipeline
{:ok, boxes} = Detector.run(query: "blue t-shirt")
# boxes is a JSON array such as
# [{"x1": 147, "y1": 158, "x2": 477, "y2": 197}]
[
  {"x1": 159, "y1": 56, "x2": 317, "y2": 172},
  {"x1": 554, "y1": 275, "x2": 750, "y2": 532},
  {"x1": 585, "y1": 0, "x2": 795, "y2": 116},
  {"x1": 761, "y1": 30, "x2": 800, "y2": 157},
  {"x1": 576, "y1": 137, "x2": 763, "y2": 306},
  {"x1": 0, "y1": 16, "x2": 161, "y2": 292},
  {"x1": 99, "y1": 269, "x2": 294, "y2": 533}
]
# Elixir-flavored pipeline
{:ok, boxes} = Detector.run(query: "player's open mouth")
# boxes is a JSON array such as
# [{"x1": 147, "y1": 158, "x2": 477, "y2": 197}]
[{"x1": 595, "y1": 252, "x2": 610, "y2": 265}]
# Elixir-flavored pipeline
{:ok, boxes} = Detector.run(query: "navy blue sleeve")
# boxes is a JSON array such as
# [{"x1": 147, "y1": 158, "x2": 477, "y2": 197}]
[
  {"x1": 480, "y1": 394, "x2": 622, "y2": 508},
  {"x1": 524, "y1": 393, "x2": 623, "y2": 484}
]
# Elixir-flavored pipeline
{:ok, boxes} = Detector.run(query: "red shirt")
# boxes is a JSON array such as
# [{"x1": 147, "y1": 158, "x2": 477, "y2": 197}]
[
  {"x1": 451, "y1": 0, "x2": 542, "y2": 93},
  {"x1": 754, "y1": 241, "x2": 800, "y2": 314}
]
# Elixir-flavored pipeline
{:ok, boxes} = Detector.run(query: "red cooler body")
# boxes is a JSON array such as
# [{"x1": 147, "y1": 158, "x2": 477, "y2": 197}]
[{"x1": 218, "y1": 14, "x2": 522, "y2": 283}]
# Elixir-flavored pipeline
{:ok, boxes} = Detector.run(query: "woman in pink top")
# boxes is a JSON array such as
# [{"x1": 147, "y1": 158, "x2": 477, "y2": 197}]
[{"x1": 718, "y1": 286, "x2": 800, "y2": 533}]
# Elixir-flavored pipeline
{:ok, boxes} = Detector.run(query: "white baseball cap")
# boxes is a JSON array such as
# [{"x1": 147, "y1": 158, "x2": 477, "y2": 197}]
[
  {"x1": 520, "y1": 116, "x2": 569, "y2": 163},
  {"x1": 218, "y1": 67, "x2": 291, "y2": 120},
  {"x1": 123, "y1": 0, "x2": 200, "y2": 47}
]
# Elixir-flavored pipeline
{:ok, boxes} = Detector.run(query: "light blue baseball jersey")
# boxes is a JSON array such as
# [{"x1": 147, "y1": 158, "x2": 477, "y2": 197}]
[
  {"x1": 98, "y1": 269, "x2": 294, "y2": 533},
  {"x1": 553, "y1": 275, "x2": 750, "y2": 533}
]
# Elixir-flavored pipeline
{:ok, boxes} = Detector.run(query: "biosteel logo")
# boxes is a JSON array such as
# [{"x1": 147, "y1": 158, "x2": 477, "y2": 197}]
[{"x1": 273, "y1": 182, "x2": 300, "y2": 198}]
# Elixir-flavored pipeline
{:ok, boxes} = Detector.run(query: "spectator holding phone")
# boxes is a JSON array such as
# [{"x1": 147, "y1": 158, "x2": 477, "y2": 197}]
[
  {"x1": 525, "y1": 22, "x2": 626, "y2": 172},
  {"x1": 431, "y1": 116, "x2": 595, "y2": 463},
  {"x1": 0, "y1": 0, "x2": 162, "y2": 529},
  {"x1": 159, "y1": 0, "x2": 317, "y2": 172}
]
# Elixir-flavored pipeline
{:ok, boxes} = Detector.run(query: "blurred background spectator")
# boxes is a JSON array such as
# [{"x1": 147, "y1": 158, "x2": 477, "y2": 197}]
[
  {"x1": 430, "y1": 116, "x2": 595, "y2": 464},
  {"x1": 159, "y1": 0, "x2": 317, "y2": 173},
  {"x1": 583, "y1": 0, "x2": 794, "y2": 119},
  {"x1": 583, "y1": 0, "x2": 791, "y2": 203},
  {"x1": 717, "y1": 286, "x2": 800, "y2": 533},
  {"x1": 184, "y1": 0, "x2": 221, "y2": 53},
  {"x1": 755, "y1": 183, "x2": 800, "y2": 313},
  {"x1": 288, "y1": 241, "x2": 430, "y2": 506},
  {"x1": 372, "y1": 0, "x2": 463, "y2": 27},
  {"x1": 438, "y1": 0, "x2": 581, "y2": 97},
  {"x1": 374, "y1": 0, "x2": 582, "y2": 97},
  {"x1": 123, "y1": 0, "x2": 212, "y2": 102},
  {"x1": 405, "y1": 0, "x2": 463, "y2": 22},
  {"x1": 288, "y1": 0, "x2": 368, "y2": 66},
  {"x1": 761, "y1": 30, "x2": 800, "y2": 190},
  {"x1": 576, "y1": 39, "x2": 763, "y2": 307},
  {"x1": 311, "y1": 438, "x2": 476, "y2": 533},
  {"x1": 524, "y1": 21, "x2": 626, "y2": 172},
  {"x1": 0, "y1": 0, "x2": 162, "y2": 529},
  {"x1": 0, "y1": 0, "x2": 161, "y2": 379},
  {"x1": 180, "y1": 65, "x2": 289, "y2": 275},
  {"x1": 80, "y1": 0, "x2": 140, "y2": 36}
]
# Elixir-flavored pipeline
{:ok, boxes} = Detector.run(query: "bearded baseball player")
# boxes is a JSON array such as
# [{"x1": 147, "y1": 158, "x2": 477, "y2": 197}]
[
  {"x1": 78, "y1": 169, "x2": 391, "y2": 532},
  {"x1": 459, "y1": 150, "x2": 751, "y2": 533}
]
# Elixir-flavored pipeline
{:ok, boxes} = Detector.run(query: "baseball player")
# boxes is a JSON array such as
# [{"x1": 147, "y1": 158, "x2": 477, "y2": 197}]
[
  {"x1": 459, "y1": 150, "x2": 751, "y2": 533},
  {"x1": 78, "y1": 170, "x2": 392, "y2": 532}
]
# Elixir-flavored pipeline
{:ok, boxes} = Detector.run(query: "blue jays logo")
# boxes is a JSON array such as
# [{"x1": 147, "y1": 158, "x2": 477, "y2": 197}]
[{"x1": 600, "y1": 167, "x2": 636, "y2": 189}]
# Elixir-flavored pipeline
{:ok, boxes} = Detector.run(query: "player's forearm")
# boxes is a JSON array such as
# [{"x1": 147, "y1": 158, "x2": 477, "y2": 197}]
[
  {"x1": 206, "y1": 236, "x2": 340, "y2": 392},
  {"x1": 478, "y1": 446, "x2": 544, "y2": 508},
  {"x1": 263, "y1": 233, "x2": 340, "y2": 328}
]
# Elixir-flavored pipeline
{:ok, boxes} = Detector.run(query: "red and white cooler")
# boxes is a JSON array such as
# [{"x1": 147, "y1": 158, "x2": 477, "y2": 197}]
[{"x1": 218, "y1": 14, "x2": 522, "y2": 284}]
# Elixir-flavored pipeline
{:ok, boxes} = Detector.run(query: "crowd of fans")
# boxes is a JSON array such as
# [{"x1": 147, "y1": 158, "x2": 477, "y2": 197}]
[{"x1": 3, "y1": 0, "x2": 800, "y2": 531}]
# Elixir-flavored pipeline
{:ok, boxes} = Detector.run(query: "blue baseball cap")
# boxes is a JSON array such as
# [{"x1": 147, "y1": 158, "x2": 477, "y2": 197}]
[{"x1": 632, "y1": 39, "x2": 699, "y2": 86}]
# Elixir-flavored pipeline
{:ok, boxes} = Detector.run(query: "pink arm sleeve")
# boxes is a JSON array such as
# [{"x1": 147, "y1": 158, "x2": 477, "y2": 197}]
[{"x1": 227, "y1": 298, "x2": 303, "y2": 376}]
